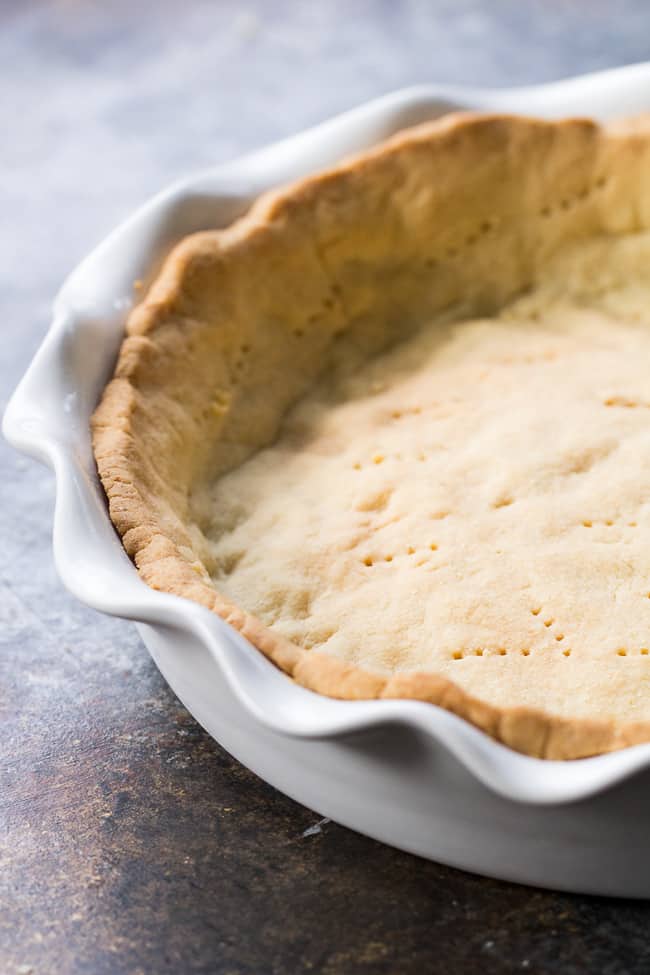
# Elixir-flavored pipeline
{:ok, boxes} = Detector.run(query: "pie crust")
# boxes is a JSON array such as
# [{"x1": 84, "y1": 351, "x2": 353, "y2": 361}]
[{"x1": 92, "y1": 112, "x2": 650, "y2": 759}]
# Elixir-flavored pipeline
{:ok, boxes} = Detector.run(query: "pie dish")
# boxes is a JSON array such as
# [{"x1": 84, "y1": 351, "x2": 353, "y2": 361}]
[
  {"x1": 10, "y1": 67, "x2": 650, "y2": 893},
  {"x1": 91, "y1": 111, "x2": 650, "y2": 761}
]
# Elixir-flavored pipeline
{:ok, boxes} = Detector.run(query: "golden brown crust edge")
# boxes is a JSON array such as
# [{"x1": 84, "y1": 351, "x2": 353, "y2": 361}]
[
  {"x1": 92, "y1": 111, "x2": 650, "y2": 760},
  {"x1": 129, "y1": 557, "x2": 650, "y2": 760}
]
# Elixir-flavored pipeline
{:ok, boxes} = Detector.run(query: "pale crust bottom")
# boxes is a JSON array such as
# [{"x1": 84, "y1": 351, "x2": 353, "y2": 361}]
[{"x1": 193, "y1": 234, "x2": 650, "y2": 760}]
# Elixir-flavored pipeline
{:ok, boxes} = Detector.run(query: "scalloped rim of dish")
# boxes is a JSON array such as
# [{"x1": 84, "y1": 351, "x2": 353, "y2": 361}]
[{"x1": 7, "y1": 62, "x2": 650, "y2": 807}]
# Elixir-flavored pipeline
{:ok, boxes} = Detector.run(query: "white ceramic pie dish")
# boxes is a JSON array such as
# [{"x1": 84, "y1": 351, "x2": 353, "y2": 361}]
[{"x1": 7, "y1": 62, "x2": 650, "y2": 896}]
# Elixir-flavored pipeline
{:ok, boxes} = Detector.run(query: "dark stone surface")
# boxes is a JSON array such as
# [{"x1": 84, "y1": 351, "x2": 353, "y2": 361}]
[{"x1": 4, "y1": 2, "x2": 650, "y2": 972}]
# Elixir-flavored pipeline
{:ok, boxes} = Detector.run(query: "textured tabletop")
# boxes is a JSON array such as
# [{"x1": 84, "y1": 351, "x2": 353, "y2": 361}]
[{"x1": 4, "y1": 2, "x2": 650, "y2": 973}]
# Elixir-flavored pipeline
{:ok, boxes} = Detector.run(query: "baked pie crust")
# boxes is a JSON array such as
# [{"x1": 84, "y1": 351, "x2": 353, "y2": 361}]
[{"x1": 92, "y1": 112, "x2": 650, "y2": 759}]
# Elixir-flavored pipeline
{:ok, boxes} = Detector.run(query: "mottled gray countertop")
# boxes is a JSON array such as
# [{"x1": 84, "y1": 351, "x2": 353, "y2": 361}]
[{"x1": 4, "y1": 2, "x2": 650, "y2": 973}]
